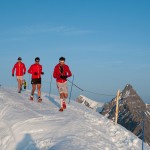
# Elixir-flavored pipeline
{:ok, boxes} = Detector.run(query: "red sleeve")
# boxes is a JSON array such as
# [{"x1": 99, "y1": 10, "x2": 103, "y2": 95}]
[
  {"x1": 28, "y1": 65, "x2": 33, "y2": 74},
  {"x1": 40, "y1": 65, "x2": 42, "y2": 74},
  {"x1": 67, "y1": 66, "x2": 72, "y2": 78},
  {"x1": 41, "y1": 65, "x2": 42, "y2": 72},
  {"x1": 53, "y1": 66, "x2": 61, "y2": 79},
  {"x1": 23, "y1": 64, "x2": 26, "y2": 74},
  {"x1": 12, "y1": 64, "x2": 16, "y2": 74}
]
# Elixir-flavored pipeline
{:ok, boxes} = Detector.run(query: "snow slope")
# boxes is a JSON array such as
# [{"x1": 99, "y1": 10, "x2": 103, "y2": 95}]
[{"x1": 0, "y1": 88, "x2": 150, "y2": 150}]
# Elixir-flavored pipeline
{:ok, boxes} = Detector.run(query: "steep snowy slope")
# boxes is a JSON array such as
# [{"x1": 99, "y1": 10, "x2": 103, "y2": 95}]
[{"x1": 0, "y1": 88, "x2": 149, "y2": 150}]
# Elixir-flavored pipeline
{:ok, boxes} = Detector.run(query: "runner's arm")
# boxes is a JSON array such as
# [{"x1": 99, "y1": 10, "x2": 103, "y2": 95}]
[
  {"x1": 67, "y1": 66, "x2": 72, "y2": 78},
  {"x1": 28, "y1": 65, "x2": 33, "y2": 74},
  {"x1": 12, "y1": 64, "x2": 16, "y2": 75}
]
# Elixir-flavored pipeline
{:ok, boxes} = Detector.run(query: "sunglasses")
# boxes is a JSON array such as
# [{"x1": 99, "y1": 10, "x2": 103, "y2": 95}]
[{"x1": 59, "y1": 61, "x2": 65, "y2": 63}]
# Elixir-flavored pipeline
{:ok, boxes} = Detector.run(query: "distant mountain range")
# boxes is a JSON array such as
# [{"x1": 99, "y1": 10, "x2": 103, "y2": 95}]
[{"x1": 100, "y1": 84, "x2": 150, "y2": 146}]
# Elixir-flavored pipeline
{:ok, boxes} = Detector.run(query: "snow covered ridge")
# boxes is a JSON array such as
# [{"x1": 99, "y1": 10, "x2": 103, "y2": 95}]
[
  {"x1": 76, "y1": 95, "x2": 104, "y2": 113},
  {"x1": 146, "y1": 104, "x2": 150, "y2": 109},
  {"x1": 0, "y1": 88, "x2": 150, "y2": 150},
  {"x1": 76, "y1": 95, "x2": 103, "y2": 109}
]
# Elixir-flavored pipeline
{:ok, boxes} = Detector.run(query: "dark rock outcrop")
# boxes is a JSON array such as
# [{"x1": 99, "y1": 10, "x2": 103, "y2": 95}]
[{"x1": 101, "y1": 84, "x2": 150, "y2": 146}]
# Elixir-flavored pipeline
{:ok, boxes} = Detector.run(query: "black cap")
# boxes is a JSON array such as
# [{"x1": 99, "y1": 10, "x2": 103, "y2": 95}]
[
  {"x1": 18, "y1": 57, "x2": 22, "y2": 60},
  {"x1": 35, "y1": 57, "x2": 40, "y2": 61},
  {"x1": 59, "y1": 57, "x2": 65, "y2": 61}
]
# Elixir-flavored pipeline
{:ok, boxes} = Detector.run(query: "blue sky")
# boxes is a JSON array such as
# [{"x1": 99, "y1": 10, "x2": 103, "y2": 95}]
[{"x1": 0, "y1": 0, "x2": 150, "y2": 103}]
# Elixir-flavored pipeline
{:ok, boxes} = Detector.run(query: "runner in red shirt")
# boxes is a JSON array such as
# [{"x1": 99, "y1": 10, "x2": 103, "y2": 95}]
[
  {"x1": 53, "y1": 57, "x2": 72, "y2": 111},
  {"x1": 28, "y1": 57, "x2": 44, "y2": 102},
  {"x1": 12, "y1": 57, "x2": 26, "y2": 93}
]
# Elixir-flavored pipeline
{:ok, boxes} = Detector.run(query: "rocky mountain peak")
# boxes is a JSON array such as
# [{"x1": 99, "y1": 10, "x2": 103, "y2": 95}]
[{"x1": 101, "y1": 84, "x2": 150, "y2": 146}]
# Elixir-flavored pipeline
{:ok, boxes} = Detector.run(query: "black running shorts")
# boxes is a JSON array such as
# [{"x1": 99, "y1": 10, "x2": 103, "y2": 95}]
[{"x1": 31, "y1": 78, "x2": 41, "y2": 84}]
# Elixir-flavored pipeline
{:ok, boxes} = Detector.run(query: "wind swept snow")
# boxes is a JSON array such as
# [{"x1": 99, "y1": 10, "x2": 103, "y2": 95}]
[{"x1": 0, "y1": 88, "x2": 149, "y2": 150}]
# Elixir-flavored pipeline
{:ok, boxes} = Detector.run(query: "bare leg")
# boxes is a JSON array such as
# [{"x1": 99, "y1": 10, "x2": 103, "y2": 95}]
[
  {"x1": 17, "y1": 79, "x2": 21, "y2": 92},
  {"x1": 20, "y1": 80, "x2": 23, "y2": 90},
  {"x1": 17, "y1": 79, "x2": 20, "y2": 91},
  {"x1": 31, "y1": 84, "x2": 36, "y2": 96},
  {"x1": 64, "y1": 93, "x2": 68, "y2": 99},
  {"x1": 60, "y1": 93, "x2": 65, "y2": 99},
  {"x1": 60, "y1": 93, "x2": 64, "y2": 108},
  {"x1": 63, "y1": 93, "x2": 68, "y2": 103},
  {"x1": 37, "y1": 84, "x2": 41, "y2": 98},
  {"x1": 61, "y1": 93, "x2": 67, "y2": 109}
]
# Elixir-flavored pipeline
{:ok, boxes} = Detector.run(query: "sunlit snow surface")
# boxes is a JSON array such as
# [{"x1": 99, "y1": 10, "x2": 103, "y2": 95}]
[{"x1": 0, "y1": 88, "x2": 149, "y2": 150}]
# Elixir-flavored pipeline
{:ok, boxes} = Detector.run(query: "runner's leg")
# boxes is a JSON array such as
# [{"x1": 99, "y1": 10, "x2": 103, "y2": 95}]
[
  {"x1": 17, "y1": 79, "x2": 21, "y2": 92},
  {"x1": 63, "y1": 82, "x2": 68, "y2": 100},
  {"x1": 20, "y1": 79, "x2": 23, "y2": 90},
  {"x1": 31, "y1": 84, "x2": 36, "y2": 96},
  {"x1": 37, "y1": 84, "x2": 41, "y2": 98},
  {"x1": 57, "y1": 82, "x2": 64, "y2": 109}
]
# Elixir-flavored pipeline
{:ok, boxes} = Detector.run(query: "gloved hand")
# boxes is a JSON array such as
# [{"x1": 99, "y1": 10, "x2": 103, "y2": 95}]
[
  {"x1": 12, "y1": 74, "x2": 14, "y2": 77},
  {"x1": 41, "y1": 72, "x2": 44, "y2": 75},
  {"x1": 59, "y1": 66, "x2": 63, "y2": 74},
  {"x1": 34, "y1": 72, "x2": 38, "y2": 75},
  {"x1": 24, "y1": 72, "x2": 26, "y2": 75},
  {"x1": 60, "y1": 75, "x2": 67, "y2": 80}
]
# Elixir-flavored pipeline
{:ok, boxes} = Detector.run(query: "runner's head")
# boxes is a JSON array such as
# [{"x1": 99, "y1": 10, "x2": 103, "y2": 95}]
[
  {"x1": 18, "y1": 57, "x2": 22, "y2": 62},
  {"x1": 59, "y1": 57, "x2": 65, "y2": 66},
  {"x1": 35, "y1": 57, "x2": 40, "y2": 64}
]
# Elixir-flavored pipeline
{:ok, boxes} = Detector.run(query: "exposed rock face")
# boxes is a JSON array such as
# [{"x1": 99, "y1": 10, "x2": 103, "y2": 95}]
[{"x1": 101, "y1": 84, "x2": 150, "y2": 146}]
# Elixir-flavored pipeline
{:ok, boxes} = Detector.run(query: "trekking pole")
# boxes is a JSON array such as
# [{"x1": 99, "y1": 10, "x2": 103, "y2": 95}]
[
  {"x1": 67, "y1": 79, "x2": 84, "y2": 91},
  {"x1": 68, "y1": 75, "x2": 74, "y2": 104},
  {"x1": 49, "y1": 75, "x2": 53, "y2": 97},
  {"x1": 142, "y1": 111, "x2": 145, "y2": 150},
  {"x1": 115, "y1": 89, "x2": 121, "y2": 124}
]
